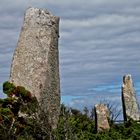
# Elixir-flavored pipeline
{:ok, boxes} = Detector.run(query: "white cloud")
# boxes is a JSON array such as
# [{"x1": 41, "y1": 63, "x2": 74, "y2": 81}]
[{"x1": 62, "y1": 14, "x2": 140, "y2": 29}]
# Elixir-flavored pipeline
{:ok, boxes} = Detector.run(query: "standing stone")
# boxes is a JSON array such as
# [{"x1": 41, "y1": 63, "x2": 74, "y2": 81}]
[
  {"x1": 9, "y1": 7, "x2": 60, "y2": 129},
  {"x1": 94, "y1": 104, "x2": 110, "y2": 132},
  {"x1": 122, "y1": 74, "x2": 140, "y2": 121}
]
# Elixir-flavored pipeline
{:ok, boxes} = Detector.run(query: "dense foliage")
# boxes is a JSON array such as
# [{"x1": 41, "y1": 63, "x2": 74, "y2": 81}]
[
  {"x1": 0, "y1": 81, "x2": 140, "y2": 139},
  {"x1": 0, "y1": 81, "x2": 50, "y2": 140},
  {"x1": 53, "y1": 105, "x2": 140, "y2": 140}
]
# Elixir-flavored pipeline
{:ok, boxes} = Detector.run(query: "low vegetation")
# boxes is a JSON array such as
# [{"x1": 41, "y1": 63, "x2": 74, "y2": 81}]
[
  {"x1": 0, "y1": 81, "x2": 140, "y2": 139},
  {"x1": 0, "y1": 81, "x2": 49, "y2": 140},
  {"x1": 53, "y1": 104, "x2": 140, "y2": 140}
]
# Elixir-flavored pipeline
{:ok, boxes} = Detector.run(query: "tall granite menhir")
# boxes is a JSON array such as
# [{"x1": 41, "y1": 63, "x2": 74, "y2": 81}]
[
  {"x1": 9, "y1": 7, "x2": 60, "y2": 128},
  {"x1": 122, "y1": 74, "x2": 140, "y2": 121}
]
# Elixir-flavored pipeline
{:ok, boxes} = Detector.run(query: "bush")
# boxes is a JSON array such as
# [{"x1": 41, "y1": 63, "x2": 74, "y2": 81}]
[
  {"x1": 3, "y1": 81, "x2": 15, "y2": 96},
  {"x1": 0, "y1": 81, "x2": 43, "y2": 139},
  {"x1": 53, "y1": 104, "x2": 140, "y2": 140}
]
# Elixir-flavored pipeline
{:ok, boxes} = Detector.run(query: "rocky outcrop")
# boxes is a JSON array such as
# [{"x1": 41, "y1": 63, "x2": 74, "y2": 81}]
[
  {"x1": 122, "y1": 74, "x2": 140, "y2": 121},
  {"x1": 95, "y1": 104, "x2": 110, "y2": 132},
  {"x1": 9, "y1": 7, "x2": 60, "y2": 129}
]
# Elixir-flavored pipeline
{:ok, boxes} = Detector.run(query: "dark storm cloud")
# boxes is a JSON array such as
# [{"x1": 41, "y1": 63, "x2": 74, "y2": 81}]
[{"x1": 0, "y1": 0, "x2": 140, "y2": 109}]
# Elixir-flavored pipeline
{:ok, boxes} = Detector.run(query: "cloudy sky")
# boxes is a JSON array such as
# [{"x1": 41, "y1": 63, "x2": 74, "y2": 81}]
[{"x1": 1, "y1": 0, "x2": 140, "y2": 111}]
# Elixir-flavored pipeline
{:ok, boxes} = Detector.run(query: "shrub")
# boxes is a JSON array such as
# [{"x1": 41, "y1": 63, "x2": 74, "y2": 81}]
[{"x1": 3, "y1": 81, "x2": 15, "y2": 96}]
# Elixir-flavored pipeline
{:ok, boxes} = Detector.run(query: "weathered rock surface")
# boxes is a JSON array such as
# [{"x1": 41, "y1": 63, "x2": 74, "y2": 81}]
[
  {"x1": 9, "y1": 7, "x2": 60, "y2": 128},
  {"x1": 122, "y1": 74, "x2": 140, "y2": 121},
  {"x1": 95, "y1": 104, "x2": 110, "y2": 132}
]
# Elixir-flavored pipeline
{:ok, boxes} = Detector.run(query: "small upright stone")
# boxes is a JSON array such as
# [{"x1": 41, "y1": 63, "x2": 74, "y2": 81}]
[
  {"x1": 95, "y1": 104, "x2": 110, "y2": 132},
  {"x1": 9, "y1": 7, "x2": 60, "y2": 129},
  {"x1": 122, "y1": 74, "x2": 140, "y2": 121}
]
